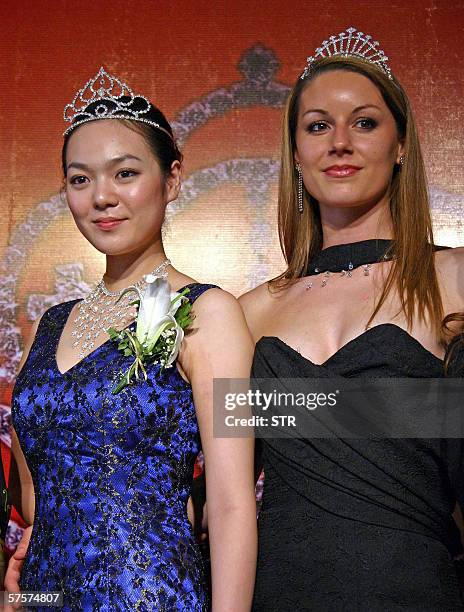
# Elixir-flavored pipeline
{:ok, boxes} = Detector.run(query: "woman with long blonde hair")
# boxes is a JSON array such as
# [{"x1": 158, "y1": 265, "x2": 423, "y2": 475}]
[{"x1": 241, "y1": 28, "x2": 464, "y2": 610}]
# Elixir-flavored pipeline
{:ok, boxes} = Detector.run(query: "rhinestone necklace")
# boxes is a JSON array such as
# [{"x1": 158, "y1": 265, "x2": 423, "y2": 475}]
[
  {"x1": 304, "y1": 239, "x2": 394, "y2": 290},
  {"x1": 303, "y1": 239, "x2": 452, "y2": 290},
  {"x1": 305, "y1": 261, "x2": 375, "y2": 289},
  {"x1": 72, "y1": 259, "x2": 171, "y2": 360}
]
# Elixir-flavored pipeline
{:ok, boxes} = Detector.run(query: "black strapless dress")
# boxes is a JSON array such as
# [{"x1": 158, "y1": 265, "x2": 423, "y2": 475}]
[{"x1": 252, "y1": 241, "x2": 464, "y2": 611}]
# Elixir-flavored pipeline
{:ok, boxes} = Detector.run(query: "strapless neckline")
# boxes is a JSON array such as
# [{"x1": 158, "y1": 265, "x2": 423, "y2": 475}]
[
  {"x1": 252, "y1": 321, "x2": 464, "y2": 610},
  {"x1": 258, "y1": 323, "x2": 444, "y2": 368}
]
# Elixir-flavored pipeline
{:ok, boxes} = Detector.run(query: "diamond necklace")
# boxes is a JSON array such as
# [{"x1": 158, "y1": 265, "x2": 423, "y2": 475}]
[
  {"x1": 304, "y1": 240, "x2": 394, "y2": 290},
  {"x1": 305, "y1": 261, "x2": 375, "y2": 289},
  {"x1": 72, "y1": 258, "x2": 171, "y2": 360}
]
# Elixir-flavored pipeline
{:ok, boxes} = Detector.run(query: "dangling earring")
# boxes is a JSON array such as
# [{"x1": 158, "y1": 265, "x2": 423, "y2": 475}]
[
  {"x1": 399, "y1": 154, "x2": 405, "y2": 166},
  {"x1": 296, "y1": 163, "x2": 303, "y2": 213}
]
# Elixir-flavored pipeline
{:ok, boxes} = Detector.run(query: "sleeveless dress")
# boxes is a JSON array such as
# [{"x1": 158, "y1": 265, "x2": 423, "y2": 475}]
[
  {"x1": 11, "y1": 282, "x2": 217, "y2": 611},
  {"x1": 252, "y1": 241, "x2": 464, "y2": 611}
]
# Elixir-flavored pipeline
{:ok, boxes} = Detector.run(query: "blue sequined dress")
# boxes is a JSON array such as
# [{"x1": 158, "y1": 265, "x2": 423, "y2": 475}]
[{"x1": 11, "y1": 283, "x2": 217, "y2": 611}]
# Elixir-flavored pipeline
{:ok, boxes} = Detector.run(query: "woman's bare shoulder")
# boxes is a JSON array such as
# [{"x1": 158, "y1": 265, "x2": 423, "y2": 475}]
[
  {"x1": 239, "y1": 280, "x2": 284, "y2": 339},
  {"x1": 435, "y1": 246, "x2": 464, "y2": 278},
  {"x1": 436, "y1": 245, "x2": 464, "y2": 264},
  {"x1": 171, "y1": 271, "x2": 198, "y2": 292},
  {"x1": 17, "y1": 313, "x2": 44, "y2": 375},
  {"x1": 239, "y1": 281, "x2": 273, "y2": 312},
  {"x1": 435, "y1": 246, "x2": 464, "y2": 308}
]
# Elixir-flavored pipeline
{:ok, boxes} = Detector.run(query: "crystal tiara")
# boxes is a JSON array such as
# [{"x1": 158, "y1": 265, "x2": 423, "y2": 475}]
[
  {"x1": 301, "y1": 27, "x2": 393, "y2": 80},
  {"x1": 63, "y1": 67, "x2": 174, "y2": 139}
]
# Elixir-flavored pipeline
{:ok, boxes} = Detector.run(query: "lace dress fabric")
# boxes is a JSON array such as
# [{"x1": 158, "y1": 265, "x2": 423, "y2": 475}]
[
  {"x1": 11, "y1": 283, "x2": 217, "y2": 611},
  {"x1": 252, "y1": 243, "x2": 464, "y2": 611}
]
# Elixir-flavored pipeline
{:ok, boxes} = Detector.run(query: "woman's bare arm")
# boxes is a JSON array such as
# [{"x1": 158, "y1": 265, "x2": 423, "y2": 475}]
[{"x1": 180, "y1": 289, "x2": 257, "y2": 611}]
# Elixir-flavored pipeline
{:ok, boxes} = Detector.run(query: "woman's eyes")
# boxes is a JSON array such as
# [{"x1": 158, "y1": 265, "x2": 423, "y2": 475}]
[
  {"x1": 306, "y1": 118, "x2": 378, "y2": 132},
  {"x1": 355, "y1": 117, "x2": 377, "y2": 129},
  {"x1": 69, "y1": 175, "x2": 88, "y2": 186},
  {"x1": 117, "y1": 169, "x2": 138, "y2": 179},
  {"x1": 307, "y1": 121, "x2": 328, "y2": 133},
  {"x1": 68, "y1": 170, "x2": 139, "y2": 185}
]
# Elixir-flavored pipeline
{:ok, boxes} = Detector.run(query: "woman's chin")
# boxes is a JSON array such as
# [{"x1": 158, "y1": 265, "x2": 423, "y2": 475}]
[
  {"x1": 86, "y1": 240, "x2": 131, "y2": 257},
  {"x1": 318, "y1": 199, "x2": 372, "y2": 211},
  {"x1": 316, "y1": 192, "x2": 388, "y2": 213}
]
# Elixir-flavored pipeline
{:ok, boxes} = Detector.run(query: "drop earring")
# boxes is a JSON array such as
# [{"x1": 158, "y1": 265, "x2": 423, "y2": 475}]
[{"x1": 296, "y1": 163, "x2": 303, "y2": 213}]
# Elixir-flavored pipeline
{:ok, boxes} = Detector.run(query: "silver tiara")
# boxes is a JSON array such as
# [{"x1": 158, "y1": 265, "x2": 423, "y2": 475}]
[
  {"x1": 301, "y1": 27, "x2": 393, "y2": 81},
  {"x1": 63, "y1": 67, "x2": 173, "y2": 138}
]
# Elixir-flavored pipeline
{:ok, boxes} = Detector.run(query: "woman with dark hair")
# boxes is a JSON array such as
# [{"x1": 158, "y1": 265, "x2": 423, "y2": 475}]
[
  {"x1": 240, "y1": 28, "x2": 464, "y2": 610},
  {"x1": 6, "y1": 68, "x2": 257, "y2": 610}
]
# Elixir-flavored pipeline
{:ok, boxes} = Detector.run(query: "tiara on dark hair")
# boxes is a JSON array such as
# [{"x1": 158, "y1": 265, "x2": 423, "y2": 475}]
[{"x1": 63, "y1": 67, "x2": 174, "y2": 139}]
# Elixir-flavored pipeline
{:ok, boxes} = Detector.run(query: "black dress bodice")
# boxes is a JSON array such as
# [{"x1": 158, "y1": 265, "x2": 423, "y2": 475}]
[{"x1": 252, "y1": 241, "x2": 464, "y2": 612}]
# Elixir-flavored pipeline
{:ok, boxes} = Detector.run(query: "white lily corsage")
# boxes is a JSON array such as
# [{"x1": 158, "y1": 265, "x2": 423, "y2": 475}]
[{"x1": 107, "y1": 275, "x2": 193, "y2": 394}]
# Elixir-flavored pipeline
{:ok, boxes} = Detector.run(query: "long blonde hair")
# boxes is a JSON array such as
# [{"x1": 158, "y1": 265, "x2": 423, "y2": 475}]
[{"x1": 272, "y1": 56, "x2": 447, "y2": 344}]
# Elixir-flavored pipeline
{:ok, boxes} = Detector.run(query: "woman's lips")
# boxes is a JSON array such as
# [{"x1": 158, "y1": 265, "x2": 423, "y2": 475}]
[
  {"x1": 94, "y1": 219, "x2": 126, "y2": 230},
  {"x1": 323, "y1": 165, "x2": 362, "y2": 178}
]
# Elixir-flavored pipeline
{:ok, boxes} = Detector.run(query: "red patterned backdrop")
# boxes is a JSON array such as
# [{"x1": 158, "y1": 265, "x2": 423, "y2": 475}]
[{"x1": 0, "y1": 0, "x2": 463, "y2": 548}]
